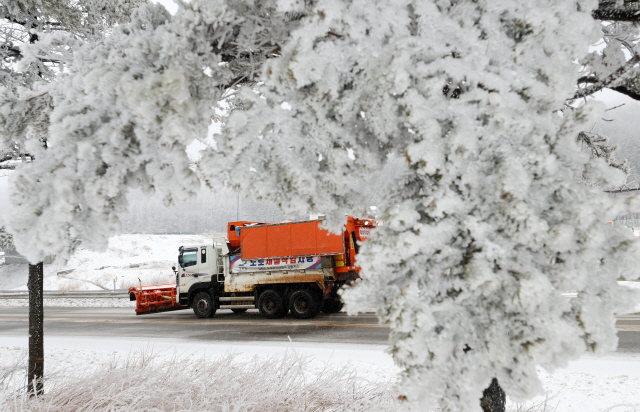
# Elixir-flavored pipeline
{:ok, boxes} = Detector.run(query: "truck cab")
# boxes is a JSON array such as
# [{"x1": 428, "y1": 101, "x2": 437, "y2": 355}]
[{"x1": 176, "y1": 238, "x2": 229, "y2": 306}]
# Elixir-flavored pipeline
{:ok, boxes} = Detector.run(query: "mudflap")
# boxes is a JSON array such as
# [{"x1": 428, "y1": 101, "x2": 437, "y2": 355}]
[{"x1": 335, "y1": 271, "x2": 359, "y2": 282}]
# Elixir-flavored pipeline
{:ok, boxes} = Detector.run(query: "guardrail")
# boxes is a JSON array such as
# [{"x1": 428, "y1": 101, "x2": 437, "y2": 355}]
[
  {"x1": 0, "y1": 289, "x2": 130, "y2": 299},
  {"x1": 0, "y1": 290, "x2": 580, "y2": 300}
]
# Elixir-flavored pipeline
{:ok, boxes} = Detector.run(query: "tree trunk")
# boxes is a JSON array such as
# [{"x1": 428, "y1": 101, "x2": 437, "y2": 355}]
[
  {"x1": 28, "y1": 262, "x2": 44, "y2": 396},
  {"x1": 593, "y1": 1, "x2": 640, "y2": 22},
  {"x1": 480, "y1": 378, "x2": 505, "y2": 412}
]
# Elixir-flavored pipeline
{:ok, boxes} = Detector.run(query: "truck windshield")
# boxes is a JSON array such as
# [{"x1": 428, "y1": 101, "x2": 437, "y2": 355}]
[{"x1": 179, "y1": 248, "x2": 198, "y2": 268}]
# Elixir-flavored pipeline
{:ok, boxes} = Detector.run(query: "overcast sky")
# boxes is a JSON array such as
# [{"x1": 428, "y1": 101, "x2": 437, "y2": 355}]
[{"x1": 152, "y1": 0, "x2": 178, "y2": 14}]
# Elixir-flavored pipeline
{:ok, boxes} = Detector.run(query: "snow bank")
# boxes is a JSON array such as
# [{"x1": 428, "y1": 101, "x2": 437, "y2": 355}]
[
  {"x1": 0, "y1": 298, "x2": 134, "y2": 308},
  {"x1": 532, "y1": 355, "x2": 640, "y2": 411},
  {"x1": 619, "y1": 281, "x2": 640, "y2": 313},
  {"x1": 0, "y1": 234, "x2": 211, "y2": 291}
]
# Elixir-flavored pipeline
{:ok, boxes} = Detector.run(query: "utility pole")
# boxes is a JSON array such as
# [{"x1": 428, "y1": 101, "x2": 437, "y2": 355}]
[{"x1": 236, "y1": 190, "x2": 240, "y2": 221}]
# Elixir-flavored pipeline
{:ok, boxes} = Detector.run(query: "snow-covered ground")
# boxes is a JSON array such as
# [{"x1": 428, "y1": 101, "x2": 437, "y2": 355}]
[
  {"x1": 1, "y1": 337, "x2": 640, "y2": 411},
  {"x1": 0, "y1": 339, "x2": 402, "y2": 411},
  {"x1": 0, "y1": 297, "x2": 135, "y2": 308},
  {"x1": 0, "y1": 234, "x2": 212, "y2": 291}
]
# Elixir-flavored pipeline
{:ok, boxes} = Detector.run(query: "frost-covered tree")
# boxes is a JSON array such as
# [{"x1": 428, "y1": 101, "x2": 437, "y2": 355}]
[
  {"x1": 577, "y1": 130, "x2": 628, "y2": 174},
  {"x1": 5, "y1": 0, "x2": 640, "y2": 411},
  {"x1": 2, "y1": 1, "x2": 296, "y2": 263},
  {"x1": 0, "y1": 0, "x2": 147, "y2": 168},
  {"x1": 0, "y1": 225, "x2": 13, "y2": 250},
  {"x1": 577, "y1": 2, "x2": 640, "y2": 101},
  {"x1": 573, "y1": 7, "x2": 640, "y2": 190},
  {"x1": 593, "y1": 0, "x2": 640, "y2": 22},
  {"x1": 0, "y1": 0, "x2": 147, "y2": 395},
  {"x1": 218, "y1": 0, "x2": 640, "y2": 410}
]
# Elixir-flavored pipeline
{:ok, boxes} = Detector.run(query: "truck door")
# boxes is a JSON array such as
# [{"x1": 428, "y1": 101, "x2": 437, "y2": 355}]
[{"x1": 177, "y1": 247, "x2": 199, "y2": 296}]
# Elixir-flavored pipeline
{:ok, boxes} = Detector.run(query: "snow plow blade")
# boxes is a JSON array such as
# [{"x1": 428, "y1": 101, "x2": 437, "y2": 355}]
[{"x1": 128, "y1": 284, "x2": 185, "y2": 315}]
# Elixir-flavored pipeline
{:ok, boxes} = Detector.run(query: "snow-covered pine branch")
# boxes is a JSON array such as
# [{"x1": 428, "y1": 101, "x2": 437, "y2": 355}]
[
  {"x1": 0, "y1": 1, "x2": 155, "y2": 396},
  {"x1": 1, "y1": 0, "x2": 149, "y2": 89},
  {"x1": 0, "y1": 0, "x2": 148, "y2": 183},
  {"x1": 577, "y1": 18, "x2": 640, "y2": 101},
  {"x1": 593, "y1": 0, "x2": 640, "y2": 22},
  {"x1": 4, "y1": 1, "x2": 297, "y2": 262},
  {"x1": 577, "y1": 130, "x2": 629, "y2": 175}
]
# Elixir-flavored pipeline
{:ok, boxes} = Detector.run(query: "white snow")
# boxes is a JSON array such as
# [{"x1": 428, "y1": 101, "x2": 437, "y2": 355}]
[
  {"x1": 0, "y1": 298, "x2": 134, "y2": 308},
  {"x1": 0, "y1": 234, "x2": 211, "y2": 291},
  {"x1": 0, "y1": 338, "x2": 403, "y2": 411},
  {"x1": 0, "y1": 337, "x2": 398, "y2": 381},
  {"x1": 1, "y1": 337, "x2": 639, "y2": 411},
  {"x1": 531, "y1": 355, "x2": 640, "y2": 411}
]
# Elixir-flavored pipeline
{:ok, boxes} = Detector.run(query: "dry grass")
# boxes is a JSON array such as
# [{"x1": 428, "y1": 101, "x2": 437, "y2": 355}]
[
  {"x1": 57, "y1": 280, "x2": 84, "y2": 292},
  {"x1": 118, "y1": 273, "x2": 174, "y2": 289},
  {"x1": 55, "y1": 273, "x2": 108, "y2": 290},
  {"x1": 509, "y1": 396, "x2": 559, "y2": 412},
  {"x1": 0, "y1": 349, "x2": 598, "y2": 412},
  {"x1": 1, "y1": 350, "x2": 405, "y2": 412}
]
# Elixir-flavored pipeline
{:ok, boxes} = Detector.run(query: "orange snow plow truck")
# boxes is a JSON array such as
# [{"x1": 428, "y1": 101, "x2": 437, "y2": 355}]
[{"x1": 129, "y1": 216, "x2": 375, "y2": 319}]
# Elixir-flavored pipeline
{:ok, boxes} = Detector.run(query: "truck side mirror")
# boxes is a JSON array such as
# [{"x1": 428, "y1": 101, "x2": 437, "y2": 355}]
[{"x1": 172, "y1": 266, "x2": 176, "y2": 272}]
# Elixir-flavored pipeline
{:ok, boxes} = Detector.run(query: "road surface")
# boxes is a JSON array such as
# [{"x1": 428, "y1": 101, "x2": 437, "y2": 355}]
[
  {"x1": 614, "y1": 314, "x2": 640, "y2": 352},
  {"x1": 0, "y1": 307, "x2": 388, "y2": 345},
  {"x1": 0, "y1": 307, "x2": 639, "y2": 351}
]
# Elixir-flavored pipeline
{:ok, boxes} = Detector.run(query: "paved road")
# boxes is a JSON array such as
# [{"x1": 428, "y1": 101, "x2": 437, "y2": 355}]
[
  {"x1": 0, "y1": 307, "x2": 639, "y2": 351},
  {"x1": 614, "y1": 314, "x2": 640, "y2": 353},
  {"x1": 0, "y1": 307, "x2": 388, "y2": 345}
]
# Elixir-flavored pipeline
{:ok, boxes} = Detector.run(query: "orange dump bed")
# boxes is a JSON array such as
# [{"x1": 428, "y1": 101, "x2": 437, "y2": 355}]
[{"x1": 238, "y1": 220, "x2": 344, "y2": 259}]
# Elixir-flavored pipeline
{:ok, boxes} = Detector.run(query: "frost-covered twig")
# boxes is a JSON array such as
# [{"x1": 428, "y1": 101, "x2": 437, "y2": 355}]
[{"x1": 572, "y1": 54, "x2": 640, "y2": 100}]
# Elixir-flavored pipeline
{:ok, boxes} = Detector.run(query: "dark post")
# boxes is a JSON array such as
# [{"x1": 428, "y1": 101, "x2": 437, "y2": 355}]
[
  {"x1": 27, "y1": 262, "x2": 44, "y2": 396},
  {"x1": 480, "y1": 378, "x2": 506, "y2": 412}
]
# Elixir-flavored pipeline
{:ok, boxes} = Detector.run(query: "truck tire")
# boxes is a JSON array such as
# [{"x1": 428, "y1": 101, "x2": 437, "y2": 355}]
[
  {"x1": 289, "y1": 289, "x2": 320, "y2": 319},
  {"x1": 231, "y1": 308, "x2": 247, "y2": 314},
  {"x1": 322, "y1": 299, "x2": 344, "y2": 314},
  {"x1": 258, "y1": 290, "x2": 284, "y2": 319},
  {"x1": 192, "y1": 291, "x2": 216, "y2": 318}
]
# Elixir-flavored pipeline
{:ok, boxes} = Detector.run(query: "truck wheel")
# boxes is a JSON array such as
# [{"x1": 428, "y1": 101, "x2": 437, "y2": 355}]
[
  {"x1": 231, "y1": 308, "x2": 247, "y2": 314},
  {"x1": 322, "y1": 299, "x2": 344, "y2": 314},
  {"x1": 258, "y1": 290, "x2": 284, "y2": 319},
  {"x1": 192, "y1": 292, "x2": 216, "y2": 318},
  {"x1": 289, "y1": 289, "x2": 320, "y2": 319}
]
